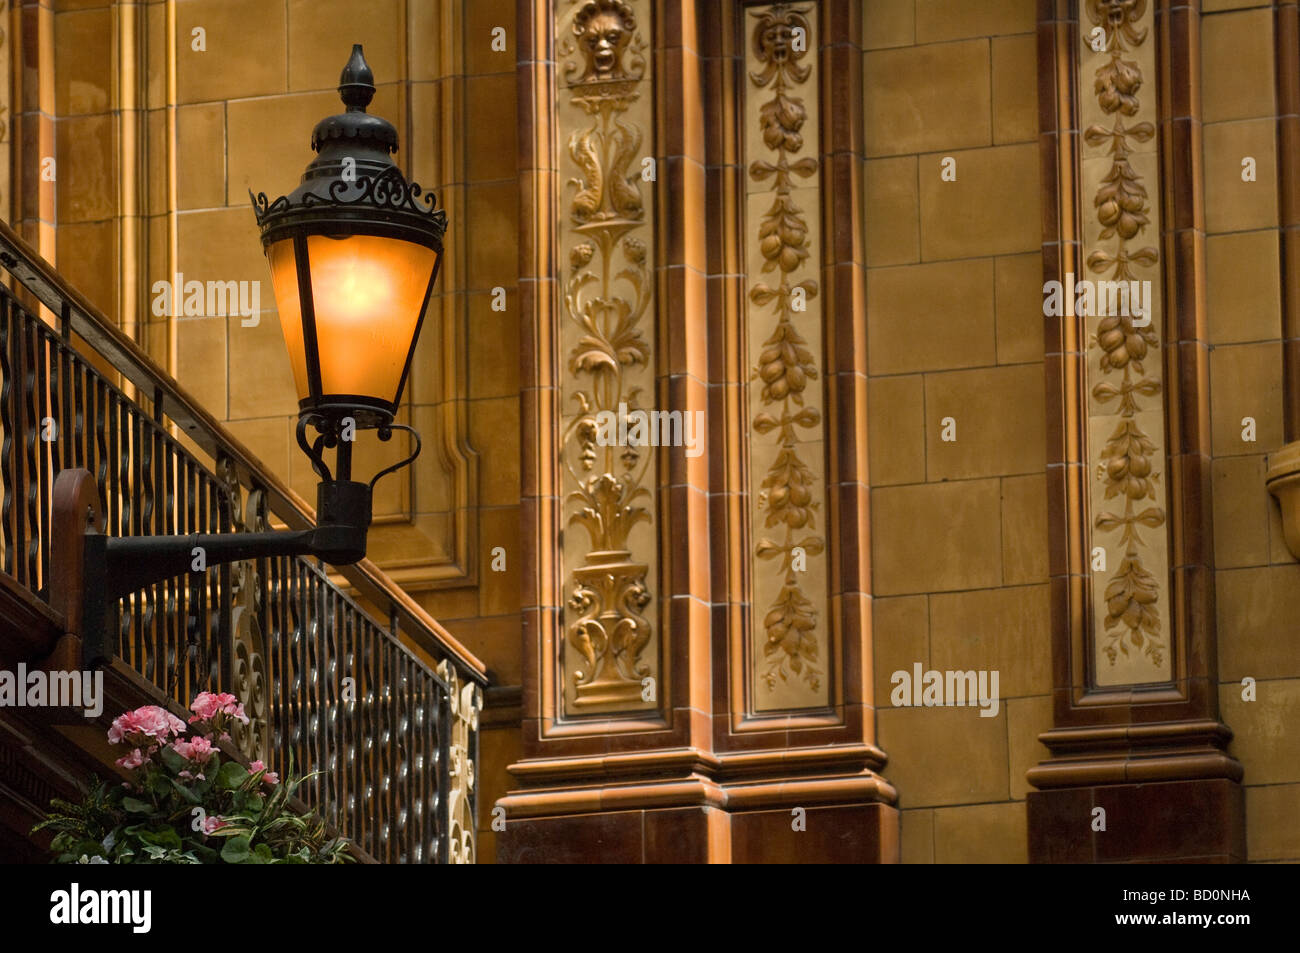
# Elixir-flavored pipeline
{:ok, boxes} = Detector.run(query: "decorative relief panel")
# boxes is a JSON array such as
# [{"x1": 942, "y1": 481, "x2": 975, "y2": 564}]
[
  {"x1": 744, "y1": 3, "x2": 829, "y2": 711},
  {"x1": 1080, "y1": 0, "x2": 1171, "y2": 685},
  {"x1": 556, "y1": 0, "x2": 659, "y2": 715}
]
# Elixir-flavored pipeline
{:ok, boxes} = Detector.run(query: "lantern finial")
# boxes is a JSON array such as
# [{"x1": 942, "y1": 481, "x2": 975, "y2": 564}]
[{"x1": 338, "y1": 44, "x2": 375, "y2": 111}]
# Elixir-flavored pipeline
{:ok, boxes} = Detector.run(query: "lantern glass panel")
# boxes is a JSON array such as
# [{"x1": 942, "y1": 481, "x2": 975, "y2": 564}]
[
  {"x1": 307, "y1": 233, "x2": 437, "y2": 405},
  {"x1": 267, "y1": 238, "x2": 308, "y2": 399}
]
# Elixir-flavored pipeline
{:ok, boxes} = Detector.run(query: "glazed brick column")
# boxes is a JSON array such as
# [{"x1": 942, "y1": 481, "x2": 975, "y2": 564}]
[
  {"x1": 500, "y1": 0, "x2": 895, "y2": 863},
  {"x1": 501, "y1": 0, "x2": 726, "y2": 863},
  {"x1": 1027, "y1": 0, "x2": 1244, "y2": 863},
  {"x1": 709, "y1": 0, "x2": 895, "y2": 863}
]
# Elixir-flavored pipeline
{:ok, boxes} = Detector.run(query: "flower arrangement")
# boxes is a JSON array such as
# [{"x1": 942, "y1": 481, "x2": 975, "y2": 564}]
[{"x1": 33, "y1": 691, "x2": 350, "y2": 864}]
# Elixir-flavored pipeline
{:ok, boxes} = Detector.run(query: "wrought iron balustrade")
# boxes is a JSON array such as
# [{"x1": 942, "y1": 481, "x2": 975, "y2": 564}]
[{"x1": 0, "y1": 220, "x2": 485, "y2": 864}]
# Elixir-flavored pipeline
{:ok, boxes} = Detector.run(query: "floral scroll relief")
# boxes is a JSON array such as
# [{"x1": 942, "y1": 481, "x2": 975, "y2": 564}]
[
  {"x1": 746, "y1": 3, "x2": 827, "y2": 703},
  {"x1": 1083, "y1": 0, "x2": 1169, "y2": 672},
  {"x1": 558, "y1": 0, "x2": 657, "y2": 710}
]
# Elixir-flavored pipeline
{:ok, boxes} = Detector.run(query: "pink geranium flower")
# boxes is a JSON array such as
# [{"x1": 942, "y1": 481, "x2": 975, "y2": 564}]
[
  {"x1": 188, "y1": 691, "x2": 249, "y2": 725},
  {"x1": 250, "y1": 759, "x2": 279, "y2": 786},
  {"x1": 114, "y1": 748, "x2": 145, "y2": 770},
  {"x1": 172, "y1": 735, "x2": 217, "y2": 764},
  {"x1": 107, "y1": 706, "x2": 186, "y2": 746}
]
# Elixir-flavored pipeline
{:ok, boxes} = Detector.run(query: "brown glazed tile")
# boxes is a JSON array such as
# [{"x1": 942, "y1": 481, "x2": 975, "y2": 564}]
[
  {"x1": 828, "y1": 262, "x2": 867, "y2": 373},
  {"x1": 702, "y1": 54, "x2": 734, "y2": 169},
  {"x1": 1042, "y1": 355, "x2": 1067, "y2": 466},
  {"x1": 514, "y1": 65, "x2": 541, "y2": 175},
  {"x1": 838, "y1": 591, "x2": 869, "y2": 707},
  {"x1": 696, "y1": 0, "x2": 727, "y2": 56},
  {"x1": 1181, "y1": 675, "x2": 1217, "y2": 720},
  {"x1": 834, "y1": 481, "x2": 870, "y2": 596},
  {"x1": 643, "y1": 807, "x2": 716, "y2": 863},
  {"x1": 1177, "y1": 452, "x2": 1215, "y2": 567},
  {"x1": 660, "y1": 264, "x2": 708, "y2": 376},
  {"x1": 842, "y1": 700, "x2": 868, "y2": 743},
  {"x1": 1168, "y1": 228, "x2": 1207, "y2": 345},
  {"x1": 516, "y1": 169, "x2": 555, "y2": 277},
  {"x1": 1126, "y1": 855, "x2": 1236, "y2": 864},
  {"x1": 659, "y1": 0, "x2": 694, "y2": 54},
  {"x1": 1039, "y1": 134, "x2": 1063, "y2": 244},
  {"x1": 1185, "y1": 341, "x2": 1214, "y2": 451},
  {"x1": 822, "y1": 0, "x2": 862, "y2": 56},
  {"x1": 830, "y1": 371, "x2": 867, "y2": 484},
  {"x1": 497, "y1": 810, "x2": 645, "y2": 864},
  {"x1": 788, "y1": 713, "x2": 858, "y2": 750},
  {"x1": 705, "y1": 271, "x2": 740, "y2": 378},
  {"x1": 659, "y1": 45, "x2": 705, "y2": 160},
  {"x1": 729, "y1": 804, "x2": 896, "y2": 863},
  {"x1": 1161, "y1": 4, "x2": 1198, "y2": 122},
  {"x1": 823, "y1": 42, "x2": 863, "y2": 158},
  {"x1": 705, "y1": 382, "x2": 728, "y2": 491},
  {"x1": 1178, "y1": 565, "x2": 1216, "y2": 678},
  {"x1": 1092, "y1": 780, "x2": 1244, "y2": 863},
  {"x1": 662, "y1": 373, "x2": 709, "y2": 489},
  {"x1": 1038, "y1": 239, "x2": 1073, "y2": 324},
  {"x1": 709, "y1": 600, "x2": 733, "y2": 714},
  {"x1": 1164, "y1": 119, "x2": 1203, "y2": 232},
  {"x1": 1045, "y1": 577, "x2": 1072, "y2": 692},
  {"x1": 661, "y1": 155, "x2": 702, "y2": 268},
  {"x1": 703, "y1": 166, "x2": 728, "y2": 278},
  {"x1": 1174, "y1": 341, "x2": 1212, "y2": 454},
  {"x1": 666, "y1": 594, "x2": 697, "y2": 705},
  {"x1": 517, "y1": 491, "x2": 542, "y2": 598},
  {"x1": 664, "y1": 485, "x2": 711, "y2": 599},
  {"x1": 1286, "y1": 339, "x2": 1300, "y2": 441},
  {"x1": 1045, "y1": 466, "x2": 1070, "y2": 579},
  {"x1": 824, "y1": 152, "x2": 860, "y2": 263},
  {"x1": 1054, "y1": 685, "x2": 1133, "y2": 729},
  {"x1": 1027, "y1": 787, "x2": 1095, "y2": 862},
  {"x1": 715, "y1": 721, "x2": 780, "y2": 755},
  {"x1": 1036, "y1": 22, "x2": 1061, "y2": 138}
]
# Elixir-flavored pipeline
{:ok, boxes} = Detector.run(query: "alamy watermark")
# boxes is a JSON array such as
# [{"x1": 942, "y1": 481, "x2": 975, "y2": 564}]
[
  {"x1": 1042, "y1": 272, "x2": 1151, "y2": 326},
  {"x1": 0, "y1": 664, "x2": 103, "y2": 718},
  {"x1": 890, "y1": 663, "x2": 1000, "y2": 718},
  {"x1": 50, "y1": 883, "x2": 151, "y2": 933},
  {"x1": 594, "y1": 401, "x2": 705, "y2": 458},
  {"x1": 151, "y1": 273, "x2": 261, "y2": 327}
]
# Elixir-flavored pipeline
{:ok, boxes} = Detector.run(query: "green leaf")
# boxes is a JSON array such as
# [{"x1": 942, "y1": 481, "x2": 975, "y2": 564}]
[
  {"x1": 168, "y1": 779, "x2": 202, "y2": 805},
  {"x1": 190, "y1": 843, "x2": 220, "y2": 864},
  {"x1": 217, "y1": 761, "x2": 249, "y2": 791},
  {"x1": 130, "y1": 825, "x2": 182, "y2": 851},
  {"x1": 159, "y1": 745, "x2": 189, "y2": 774},
  {"x1": 121, "y1": 797, "x2": 153, "y2": 815},
  {"x1": 220, "y1": 835, "x2": 251, "y2": 864}
]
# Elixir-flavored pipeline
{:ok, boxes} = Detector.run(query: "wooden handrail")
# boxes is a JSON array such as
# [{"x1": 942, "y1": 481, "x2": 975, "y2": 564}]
[{"x1": 0, "y1": 217, "x2": 486, "y2": 683}]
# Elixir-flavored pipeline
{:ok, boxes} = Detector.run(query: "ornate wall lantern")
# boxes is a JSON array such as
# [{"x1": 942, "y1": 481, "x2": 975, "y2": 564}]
[
  {"x1": 72, "y1": 45, "x2": 446, "y2": 662},
  {"x1": 251, "y1": 43, "x2": 446, "y2": 537}
]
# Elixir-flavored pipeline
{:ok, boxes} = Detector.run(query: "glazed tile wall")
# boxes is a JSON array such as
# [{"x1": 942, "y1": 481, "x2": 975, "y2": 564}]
[
  {"x1": 1201, "y1": 0, "x2": 1300, "y2": 863},
  {"x1": 863, "y1": 0, "x2": 1046, "y2": 864}
]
